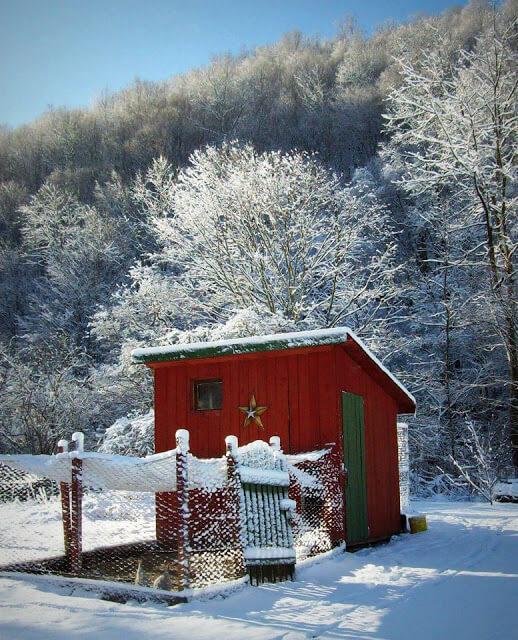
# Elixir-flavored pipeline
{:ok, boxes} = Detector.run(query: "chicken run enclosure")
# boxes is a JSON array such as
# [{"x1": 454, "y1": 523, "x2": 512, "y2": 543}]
[
  {"x1": 0, "y1": 328, "x2": 414, "y2": 597},
  {"x1": 0, "y1": 429, "x2": 345, "y2": 595}
]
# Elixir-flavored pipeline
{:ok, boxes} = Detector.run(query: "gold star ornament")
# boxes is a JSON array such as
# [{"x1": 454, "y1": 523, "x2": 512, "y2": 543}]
[{"x1": 238, "y1": 394, "x2": 268, "y2": 429}]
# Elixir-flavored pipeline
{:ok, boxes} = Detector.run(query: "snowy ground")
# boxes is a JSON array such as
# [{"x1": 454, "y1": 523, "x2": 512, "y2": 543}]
[
  {"x1": 0, "y1": 499, "x2": 516, "y2": 640},
  {"x1": 0, "y1": 491, "x2": 156, "y2": 566}
]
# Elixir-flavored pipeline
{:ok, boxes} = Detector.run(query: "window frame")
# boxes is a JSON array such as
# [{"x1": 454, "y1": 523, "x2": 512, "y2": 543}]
[{"x1": 192, "y1": 378, "x2": 223, "y2": 411}]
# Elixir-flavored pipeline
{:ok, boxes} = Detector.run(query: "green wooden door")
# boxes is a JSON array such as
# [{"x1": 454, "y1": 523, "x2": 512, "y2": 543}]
[{"x1": 342, "y1": 392, "x2": 369, "y2": 544}]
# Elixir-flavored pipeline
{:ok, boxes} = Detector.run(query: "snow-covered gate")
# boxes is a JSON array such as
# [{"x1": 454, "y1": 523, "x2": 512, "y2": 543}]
[
  {"x1": 230, "y1": 436, "x2": 295, "y2": 584},
  {"x1": 0, "y1": 431, "x2": 344, "y2": 594}
]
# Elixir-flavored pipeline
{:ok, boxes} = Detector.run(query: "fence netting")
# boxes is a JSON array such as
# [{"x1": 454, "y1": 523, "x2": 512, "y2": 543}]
[
  {"x1": 0, "y1": 436, "x2": 345, "y2": 593},
  {"x1": 288, "y1": 450, "x2": 345, "y2": 560},
  {"x1": 0, "y1": 464, "x2": 62, "y2": 570}
]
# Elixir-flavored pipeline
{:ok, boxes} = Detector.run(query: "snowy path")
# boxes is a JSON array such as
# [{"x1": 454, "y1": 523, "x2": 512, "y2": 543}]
[{"x1": 0, "y1": 500, "x2": 516, "y2": 639}]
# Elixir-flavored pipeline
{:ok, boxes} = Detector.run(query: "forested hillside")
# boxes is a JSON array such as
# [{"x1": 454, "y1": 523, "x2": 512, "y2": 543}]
[{"x1": 0, "y1": 0, "x2": 516, "y2": 498}]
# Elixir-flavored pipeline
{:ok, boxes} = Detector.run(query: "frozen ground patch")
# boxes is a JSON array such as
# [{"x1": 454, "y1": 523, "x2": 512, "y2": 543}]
[{"x1": 0, "y1": 499, "x2": 516, "y2": 639}]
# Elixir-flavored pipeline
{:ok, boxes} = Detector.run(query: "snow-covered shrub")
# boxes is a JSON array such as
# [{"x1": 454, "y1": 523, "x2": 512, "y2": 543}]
[
  {"x1": 447, "y1": 422, "x2": 509, "y2": 504},
  {"x1": 98, "y1": 410, "x2": 154, "y2": 457},
  {"x1": 494, "y1": 479, "x2": 518, "y2": 503},
  {"x1": 410, "y1": 469, "x2": 472, "y2": 501},
  {"x1": 410, "y1": 421, "x2": 510, "y2": 503}
]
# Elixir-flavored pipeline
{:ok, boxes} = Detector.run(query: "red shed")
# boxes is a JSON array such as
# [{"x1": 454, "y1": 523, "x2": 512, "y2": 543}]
[{"x1": 132, "y1": 327, "x2": 416, "y2": 546}]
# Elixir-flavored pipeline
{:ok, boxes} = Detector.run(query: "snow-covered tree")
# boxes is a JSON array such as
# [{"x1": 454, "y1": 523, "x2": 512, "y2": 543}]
[
  {"x1": 18, "y1": 184, "x2": 127, "y2": 350},
  {"x1": 1, "y1": 0, "x2": 510, "y2": 474},
  {"x1": 383, "y1": 19, "x2": 517, "y2": 467},
  {"x1": 0, "y1": 340, "x2": 94, "y2": 454},
  {"x1": 89, "y1": 143, "x2": 403, "y2": 426},
  {"x1": 394, "y1": 189, "x2": 509, "y2": 482},
  {"x1": 143, "y1": 143, "x2": 399, "y2": 337}
]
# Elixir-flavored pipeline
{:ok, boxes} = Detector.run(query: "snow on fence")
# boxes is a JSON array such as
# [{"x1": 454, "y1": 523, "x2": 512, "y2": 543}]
[{"x1": 0, "y1": 431, "x2": 344, "y2": 593}]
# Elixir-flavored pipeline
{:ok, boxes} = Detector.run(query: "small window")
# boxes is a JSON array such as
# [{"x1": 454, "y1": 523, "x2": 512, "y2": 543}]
[{"x1": 193, "y1": 379, "x2": 223, "y2": 411}]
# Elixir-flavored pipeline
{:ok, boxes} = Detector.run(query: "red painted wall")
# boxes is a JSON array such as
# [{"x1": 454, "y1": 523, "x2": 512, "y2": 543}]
[
  {"x1": 154, "y1": 346, "x2": 341, "y2": 457},
  {"x1": 153, "y1": 342, "x2": 402, "y2": 542}
]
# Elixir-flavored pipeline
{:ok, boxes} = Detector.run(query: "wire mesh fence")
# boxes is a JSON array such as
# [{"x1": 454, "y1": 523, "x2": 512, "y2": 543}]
[
  {"x1": 189, "y1": 482, "x2": 245, "y2": 586},
  {"x1": 0, "y1": 435, "x2": 345, "y2": 593},
  {"x1": 0, "y1": 464, "x2": 63, "y2": 571},
  {"x1": 288, "y1": 450, "x2": 345, "y2": 560}
]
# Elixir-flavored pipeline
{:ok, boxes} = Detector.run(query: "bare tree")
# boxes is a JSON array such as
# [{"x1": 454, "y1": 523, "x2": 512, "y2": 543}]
[{"x1": 447, "y1": 421, "x2": 509, "y2": 504}]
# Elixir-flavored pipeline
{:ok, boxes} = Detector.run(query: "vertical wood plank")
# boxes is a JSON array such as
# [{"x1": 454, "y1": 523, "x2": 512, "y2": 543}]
[
  {"x1": 296, "y1": 354, "x2": 311, "y2": 451},
  {"x1": 228, "y1": 356, "x2": 240, "y2": 438},
  {"x1": 274, "y1": 356, "x2": 290, "y2": 451},
  {"x1": 263, "y1": 357, "x2": 276, "y2": 442},
  {"x1": 176, "y1": 364, "x2": 188, "y2": 443},
  {"x1": 169, "y1": 368, "x2": 178, "y2": 452},
  {"x1": 247, "y1": 359, "x2": 259, "y2": 443},
  {"x1": 154, "y1": 368, "x2": 168, "y2": 453},
  {"x1": 318, "y1": 350, "x2": 335, "y2": 447},
  {"x1": 238, "y1": 360, "x2": 250, "y2": 444},
  {"x1": 307, "y1": 352, "x2": 321, "y2": 448},
  {"x1": 255, "y1": 356, "x2": 268, "y2": 440},
  {"x1": 287, "y1": 354, "x2": 300, "y2": 453}
]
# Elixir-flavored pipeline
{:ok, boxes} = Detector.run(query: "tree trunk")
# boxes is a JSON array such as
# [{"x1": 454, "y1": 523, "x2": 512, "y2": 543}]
[{"x1": 508, "y1": 315, "x2": 518, "y2": 470}]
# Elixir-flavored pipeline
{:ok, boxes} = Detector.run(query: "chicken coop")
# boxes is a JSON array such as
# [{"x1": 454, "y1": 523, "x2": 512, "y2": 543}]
[
  {"x1": 132, "y1": 327, "x2": 416, "y2": 547},
  {"x1": 0, "y1": 327, "x2": 415, "y2": 597}
]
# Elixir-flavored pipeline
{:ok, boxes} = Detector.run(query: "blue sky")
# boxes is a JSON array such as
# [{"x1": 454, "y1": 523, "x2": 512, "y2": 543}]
[{"x1": 1, "y1": 0, "x2": 465, "y2": 128}]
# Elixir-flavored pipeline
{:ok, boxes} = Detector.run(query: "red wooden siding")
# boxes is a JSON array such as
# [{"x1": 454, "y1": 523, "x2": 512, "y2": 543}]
[{"x1": 153, "y1": 346, "x2": 339, "y2": 458}]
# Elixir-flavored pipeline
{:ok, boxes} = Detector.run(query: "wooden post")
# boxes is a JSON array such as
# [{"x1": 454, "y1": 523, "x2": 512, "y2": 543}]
[
  {"x1": 70, "y1": 432, "x2": 84, "y2": 574},
  {"x1": 225, "y1": 435, "x2": 246, "y2": 581},
  {"x1": 225, "y1": 435, "x2": 239, "y2": 482},
  {"x1": 57, "y1": 440, "x2": 71, "y2": 558},
  {"x1": 175, "y1": 429, "x2": 190, "y2": 591},
  {"x1": 269, "y1": 435, "x2": 281, "y2": 452}
]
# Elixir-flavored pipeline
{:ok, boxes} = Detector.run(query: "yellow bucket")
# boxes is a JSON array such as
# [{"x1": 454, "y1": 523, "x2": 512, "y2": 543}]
[{"x1": 409, "y1": 515, "x2": 427, "y2": 534}]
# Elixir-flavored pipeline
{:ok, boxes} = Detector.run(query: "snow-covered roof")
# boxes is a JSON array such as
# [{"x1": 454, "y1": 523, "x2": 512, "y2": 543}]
[
  {"x1": 132, "y1": 327, "x2": 416, "y2": 412},
  {"x1": 132, "y1": 327, "x2": 351, "y2": 363}
]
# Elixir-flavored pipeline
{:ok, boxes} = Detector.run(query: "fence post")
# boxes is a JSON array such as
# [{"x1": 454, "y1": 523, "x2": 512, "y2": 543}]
[
  {"x1": 225, "y1": 435, "x2": 247, "y2": 580},
  {"x1": 175, "y1": 429, "x2": 190, "y2": 591},
  {"x1": 269, "y1": 435, "x2": 280, "y2": 452},
  {"x1": 225, "y1": 435, "x2": 239, "y2": 482},
  {"x1": 57, "y1": 440, "x2": 71, "y2": 559},
  {"x1": 70, "y1": 432, "x2": 84, "y2": 574}
]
